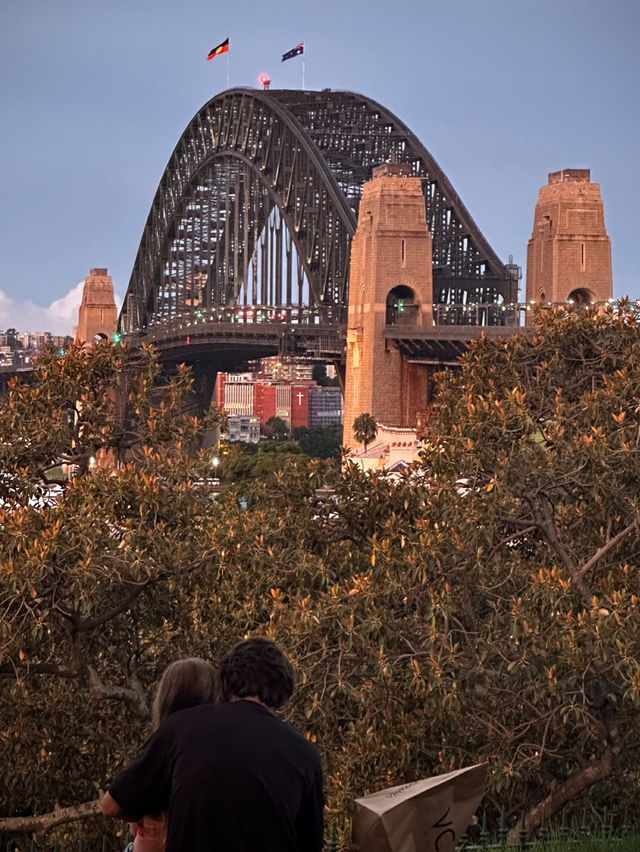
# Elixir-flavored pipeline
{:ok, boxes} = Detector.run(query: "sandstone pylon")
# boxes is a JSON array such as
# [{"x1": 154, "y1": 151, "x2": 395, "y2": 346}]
[
  {"x1": 526, "y1": 169, "x2": 612, "y2": 311},
  {"x1": 75, "y1": 268, "x2": 118, "y2": 344},
  {"x1": 343, "y1": 163, "x2": 433, "y2": 450}
]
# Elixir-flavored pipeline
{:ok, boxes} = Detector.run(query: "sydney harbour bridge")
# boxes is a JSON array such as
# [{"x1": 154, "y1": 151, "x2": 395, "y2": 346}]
[{"x1": 119, "y1": 87, "x2": 520, "y2": 384}]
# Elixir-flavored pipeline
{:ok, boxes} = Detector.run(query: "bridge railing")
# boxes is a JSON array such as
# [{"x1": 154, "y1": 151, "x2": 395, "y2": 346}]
[
  {"x1": 143, "y1": 305, "x2": 343, "y2": 332},
  {"x1": 432, "y1": 300, "x2": 618, "y2": 327},
  {"x1": 433, "y1": 302, "x2": 523, "y2": 327}
]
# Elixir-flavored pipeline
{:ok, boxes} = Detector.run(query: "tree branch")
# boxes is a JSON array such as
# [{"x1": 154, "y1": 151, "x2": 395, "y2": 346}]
[
  {"x1": 87, "y1": 666, "x2": 149, "y2": 718},
  {"x1": 537, "y1": 497, "x2": 591, "y2": 605},
  {"x1": 577, "y1": 522, "x2": 635, "y2": 579},
  {"x1": 0, "y1": 799, "x2": 102, "y2": 836},
  {"x1": 510, "y1": 746, "x2": 619, "y2": 841},
  {"x1": 73, "y1": 582, "x2": 150, "y2": 631},
  {"x1": 0, "y1": 661, "x2": 83, "y2": 679}
]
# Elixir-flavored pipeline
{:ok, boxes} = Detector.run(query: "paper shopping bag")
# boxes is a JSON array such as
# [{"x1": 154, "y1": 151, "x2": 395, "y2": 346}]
[{"x1": 351, "y1": 763, "x2": 487, "y2": 852}]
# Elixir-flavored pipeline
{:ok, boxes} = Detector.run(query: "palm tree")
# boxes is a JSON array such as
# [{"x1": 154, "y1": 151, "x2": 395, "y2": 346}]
[{"x1": 353, "y1": 412, "x2": 378, "y2": 452}]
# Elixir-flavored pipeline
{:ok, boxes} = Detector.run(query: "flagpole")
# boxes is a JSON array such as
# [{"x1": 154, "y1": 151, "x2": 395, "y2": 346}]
[
  {"x1": 227, "y1": 51, "x2": 230, "y2": 90},
  {"x1": 302, "y1": 42, "x2": 305, "y2": 89}
]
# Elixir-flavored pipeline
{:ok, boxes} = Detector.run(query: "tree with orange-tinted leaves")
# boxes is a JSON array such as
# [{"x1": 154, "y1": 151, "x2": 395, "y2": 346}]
[{"x1": 0, "y1": 342, "x2": 223, "y2": 846}]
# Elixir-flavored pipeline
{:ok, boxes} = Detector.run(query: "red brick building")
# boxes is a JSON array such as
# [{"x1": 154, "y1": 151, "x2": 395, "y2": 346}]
[{"x1": 218, "y1": 374, "x2": 320, "y2": 432}]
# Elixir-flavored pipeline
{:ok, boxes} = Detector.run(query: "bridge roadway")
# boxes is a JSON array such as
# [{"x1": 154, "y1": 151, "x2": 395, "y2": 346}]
[
  {"x1": 135, "y1": 316, "x2": 343, "y2": 370},
  {"x1": 124, "y1": 302, "x2": 530, "y2": 372},
  {"x1": 0, "y1": 303, "x2": 532, "y2": 392}
]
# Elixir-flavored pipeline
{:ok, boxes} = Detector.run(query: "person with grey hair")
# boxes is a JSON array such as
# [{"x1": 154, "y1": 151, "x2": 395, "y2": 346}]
[{"x1": 103, "y1": 638, "x2": 324, "y2": 852}]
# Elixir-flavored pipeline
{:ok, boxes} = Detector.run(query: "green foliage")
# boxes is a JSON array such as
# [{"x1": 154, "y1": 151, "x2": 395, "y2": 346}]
[
  {"x1": 0, "y1": 342, "x2": 223, "y2": 831},
  {"x1": 312, "y1": 364, "x2": 327, "y2": 383},
  {"x1": 224, "y1": 441, "x2": 308, "y2": 483},
  {"x1": 312, "y1": 364, "x2": 340, "y2": 387},
  {"x1": 3, "y1": 307, "x2": 640, "y2": 847},
  {"x1": 262, "y1": 415, "x2": 289, "y2": 440},
  {"x1": 292, "y1": 425, "x2": 343, "y2": 459}
]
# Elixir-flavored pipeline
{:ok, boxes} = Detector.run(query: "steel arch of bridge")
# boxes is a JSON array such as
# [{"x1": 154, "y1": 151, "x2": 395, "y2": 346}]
[{"x1": 119, "y1": 88, "x2": 515, "y2": 336}]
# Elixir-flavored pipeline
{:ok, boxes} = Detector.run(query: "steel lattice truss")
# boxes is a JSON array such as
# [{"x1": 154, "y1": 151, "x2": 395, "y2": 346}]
[{"x1": 120, "y1": 88, "x2": 516, "y2": 334}]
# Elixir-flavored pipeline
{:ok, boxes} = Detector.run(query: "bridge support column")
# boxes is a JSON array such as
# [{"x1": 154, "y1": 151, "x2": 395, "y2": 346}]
[
  {"x1": 343, "y1": 163, "x2": 433, "y2": 452},
  {"x1": 75, "y1": 268, "x2": 118, "y2": 344},
  {"x1": 526, "y1": 169, "x2": 612, "y2": 316}
]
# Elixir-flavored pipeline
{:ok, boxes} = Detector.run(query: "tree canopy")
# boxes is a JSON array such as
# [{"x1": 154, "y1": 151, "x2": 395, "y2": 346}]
[
  {"x1": 0, "y1": 343, "x2": 223, "y2": 844},
  {"x1": 262, "y1": 415, "x2": 289, "y2": 440},
  {"x1": 292, "y1": 425, "x2": 342, "y2": 460},
  {"x1": 2, "y1": 306, "x2": 640, "y2": 846},
  {"x1": 223, "y1": 440, "x2": 307, "y2": 483}
]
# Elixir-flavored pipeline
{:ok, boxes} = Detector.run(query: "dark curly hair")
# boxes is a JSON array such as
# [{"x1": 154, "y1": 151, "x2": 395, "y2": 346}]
[{"x1": 220, "y1": 637, "x2": 295, "y2": 709}]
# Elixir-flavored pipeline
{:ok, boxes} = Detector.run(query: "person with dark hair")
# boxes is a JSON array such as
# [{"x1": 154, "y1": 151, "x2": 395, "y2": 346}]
[
  {"x1": 219, "y1": 635, "x2": 295, "y2": 707},
  {"x1": 103, "y1": 638, "x2": 323, "y2": 852}
]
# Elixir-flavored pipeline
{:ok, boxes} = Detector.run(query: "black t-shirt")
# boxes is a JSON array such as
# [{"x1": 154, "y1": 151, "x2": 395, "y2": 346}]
[{"x1": 108, "y1": 700, "x2": 324, "y2": 852}]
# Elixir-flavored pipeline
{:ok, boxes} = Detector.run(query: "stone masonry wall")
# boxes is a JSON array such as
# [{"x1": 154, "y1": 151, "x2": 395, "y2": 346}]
[
  {"x1": 343, "y1": 168, "x2": 433, "y2": 450},
  {"x1": 526, "y1": 170, "x2": 612, "y2": 309}
]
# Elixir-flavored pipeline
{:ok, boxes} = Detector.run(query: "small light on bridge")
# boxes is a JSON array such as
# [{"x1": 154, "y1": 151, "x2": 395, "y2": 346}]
[{"x1": 259, "y1": 74, "x2": 271, "y2": 90}]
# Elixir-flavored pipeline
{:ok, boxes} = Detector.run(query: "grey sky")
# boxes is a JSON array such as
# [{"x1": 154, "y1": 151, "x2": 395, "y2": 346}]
[{"x1": 0, "y1": 0, "x2": 638, "y2": 333}]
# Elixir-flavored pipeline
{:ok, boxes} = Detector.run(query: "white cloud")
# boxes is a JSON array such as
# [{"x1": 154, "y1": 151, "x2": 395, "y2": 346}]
[{"x1": 0, "y1": 283, "x2": 123, "y2": 337}]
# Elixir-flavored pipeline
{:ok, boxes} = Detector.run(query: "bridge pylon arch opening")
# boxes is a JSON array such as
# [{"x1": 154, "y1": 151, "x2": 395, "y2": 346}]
[
  {"x1": 386, "y1": 285, "x2": 418, "y2": 325},
  {"x1": 568, "y1": 287, "x2": 594, "y2": 306}
]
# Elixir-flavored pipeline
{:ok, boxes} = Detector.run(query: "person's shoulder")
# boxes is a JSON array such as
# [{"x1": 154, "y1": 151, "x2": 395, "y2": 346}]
[
  {"x1": 160, "y1": 702, "x2": 219, "y2": 732},
  {"x1": 271, "y1": 714, "x2": 322, "y2": 764}
]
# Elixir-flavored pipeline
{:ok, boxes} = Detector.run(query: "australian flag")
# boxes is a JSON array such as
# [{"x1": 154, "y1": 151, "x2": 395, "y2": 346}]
[{"x1": 282, "y1": 41, "x2": 304, "y2": 62}]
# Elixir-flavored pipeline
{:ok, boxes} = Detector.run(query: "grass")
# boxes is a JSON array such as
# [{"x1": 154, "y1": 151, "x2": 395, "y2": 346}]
[
  {"x1": 460, "y1": 837, "x2": 640, "y2": 851},
  {"x1": 537, "y1": 842, "x2": 639, "y2": 851},
  {"x1": 473, "y1": 840, "x2": 640, "y2": 851}
]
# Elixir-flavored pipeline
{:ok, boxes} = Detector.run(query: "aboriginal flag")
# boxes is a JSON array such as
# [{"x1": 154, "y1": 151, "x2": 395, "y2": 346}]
[
  {"x1": 282, "y1": 41, "x2": 304, "y2": 62},
  {"x1": 207, "y1": 38, "x2": 229, "y2": 60}
]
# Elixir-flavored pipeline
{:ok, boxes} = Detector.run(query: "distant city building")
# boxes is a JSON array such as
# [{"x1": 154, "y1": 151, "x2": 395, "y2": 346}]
[
  {"x1": 254, "y1": 382, "x2": 275, "y2": 424},
  {"x1": 349, "y1": 423, "x2": 422, "y2": 475},
  {"x1": 0, "y1": 329, "x2": 69, "y2": 366},
  {"x1": 223, "y1": 415, "x2": 261, "y2": 443},
  {"x1": 289, "y1": 384, "x2": 310, "y2": 430},
  {"x1": 222, "y1": 378, "x2": 255, "y2": 417},
  {"x1": 259, "y1": 356, "x2": 314, "y2": 382},
  {"x1": 216, "y1": 368, "x2": 344, "y2": 432},
  {"x1": 308, "y1": 387, "x2": 343, "y2": 428}
]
